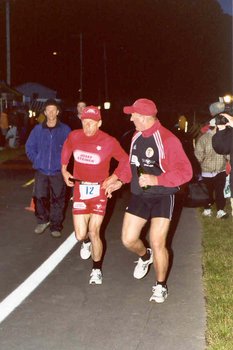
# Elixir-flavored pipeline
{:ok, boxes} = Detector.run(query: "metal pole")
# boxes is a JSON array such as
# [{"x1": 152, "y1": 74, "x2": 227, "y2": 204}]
[
  {"x1": 103, "y1": 43, "x2": 108, "y2": 101},
  {"x1": 79, "y1": 33, "x2": 83, "y2": 100},
  {"x1": 193, "y1": 110, "x2": 196, "y2": 125},
  {"x1": 6, "y1": 0, "x2": 11, "y2": 85}
]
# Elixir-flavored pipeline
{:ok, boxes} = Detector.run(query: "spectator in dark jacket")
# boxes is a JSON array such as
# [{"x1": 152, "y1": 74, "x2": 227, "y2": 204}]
[
  {"x1": 212, "y1": 113, "x2": 233, "y2": 216},
  {"x1": 195, "y1": 118, "x2": 229, "y2": 219},
  {"x1": 26, "y1": 99, "x2": 71, "y2": 238}
]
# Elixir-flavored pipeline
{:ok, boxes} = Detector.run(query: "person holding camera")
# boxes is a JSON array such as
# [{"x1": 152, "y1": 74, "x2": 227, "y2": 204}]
[
  {"x1": 194, "y1": 116, "x2": 229, "y2": 219},
  {"x1": 212, "y1": 112, "x2": 233, "y2": 216}
]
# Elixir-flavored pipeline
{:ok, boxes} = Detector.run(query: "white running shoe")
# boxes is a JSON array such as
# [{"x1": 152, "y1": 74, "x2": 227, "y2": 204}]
[
  {"x1": 80, "y1": 241, "x2": 91, "y2": 260},
  {"x1": 133, "y1": 248, "x2": 153, "y2": 279},
  {"x1": 202, "y1": 209, "x2": 212, "y2": 217},
  {"x1": 149, "y1": 284, "x2": 168, "y2": 303},
  {"x1": 216, "y1": 210, "x2": 228, "y2": 219},
  {"x1": 89, "y1": 269, "x2": 102, "y2": 285}
]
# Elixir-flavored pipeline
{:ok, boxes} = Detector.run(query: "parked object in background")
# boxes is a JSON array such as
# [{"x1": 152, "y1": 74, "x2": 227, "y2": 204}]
[
  {"x1": 0, "y1": 111, "x2": 9, "y2": 136},
  {"x1": 0, "y1": 111, "x2": 9, "y2": 148}
]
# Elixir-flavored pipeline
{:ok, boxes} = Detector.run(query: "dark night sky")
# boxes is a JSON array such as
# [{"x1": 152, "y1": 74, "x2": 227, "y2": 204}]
[{"x1": 0, "y1": 0, "x2": 232, "y2": 114}]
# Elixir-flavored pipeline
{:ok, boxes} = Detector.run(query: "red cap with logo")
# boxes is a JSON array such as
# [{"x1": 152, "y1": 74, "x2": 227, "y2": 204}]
[
  {"x1": 123, "y1": 98, "x2": 158, "y2": 116},
  {"x1": 81, "y1": 106, "x2": 101, "y2": 121}
]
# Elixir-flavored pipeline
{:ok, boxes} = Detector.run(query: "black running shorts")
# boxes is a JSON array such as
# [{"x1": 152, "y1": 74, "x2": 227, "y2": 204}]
[{"x1": 126, "y1": 193, "x2": 175, "y2": 220}]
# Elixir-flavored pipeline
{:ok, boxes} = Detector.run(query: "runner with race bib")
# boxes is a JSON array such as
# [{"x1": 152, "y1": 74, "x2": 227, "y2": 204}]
[{"x1": 61, "y1": 106, "x2": 131, "y2": 285}]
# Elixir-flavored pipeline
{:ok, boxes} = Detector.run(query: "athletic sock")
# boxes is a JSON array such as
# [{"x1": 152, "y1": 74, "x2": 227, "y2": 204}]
[
  {"x1": 141, "y1": 248, "x2": 151, "y2": 261},
  {"x1": 93, "y1": 260, "x2": 102, "y2": 270},
  {"x1": 156, "y1": 281, "x2": 167, "y2": 288}
]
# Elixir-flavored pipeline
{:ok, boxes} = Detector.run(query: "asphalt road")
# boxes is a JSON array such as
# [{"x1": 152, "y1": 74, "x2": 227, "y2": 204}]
[{"x1": 0, "y1": 154, "x2": 206, "y2": 350}]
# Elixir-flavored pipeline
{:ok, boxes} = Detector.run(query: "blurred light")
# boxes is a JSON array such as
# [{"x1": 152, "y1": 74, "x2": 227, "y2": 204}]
[
  {"x1": 29, "y1": 110, "x2": 36, "y2": 118},
  {"x1": 223, "y1": 95, "x2": 232, "y2": 104},
  {"x1": 104, "y1": 101, "x2": 111, "y2": 110},
  {"x1": 178, "y1": 115, "x2": 187, "y2": 130},
  {"x1": 53, "y1": 51, "x2": 58, "y2": 56}
]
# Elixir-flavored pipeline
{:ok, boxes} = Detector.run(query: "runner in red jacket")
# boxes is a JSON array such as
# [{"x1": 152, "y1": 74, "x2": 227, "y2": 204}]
[
  {"x1": 107, "y1": 98, "x2": 192, "y2": 303},
  {"x1": 61, "y1": 106, "x2": 131, "y2": 285}
]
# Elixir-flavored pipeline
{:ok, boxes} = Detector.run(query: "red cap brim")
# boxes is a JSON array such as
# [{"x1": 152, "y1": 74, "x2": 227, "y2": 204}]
[{"x1": 123, "y1": 106, "x2": 134, "y2": 114}]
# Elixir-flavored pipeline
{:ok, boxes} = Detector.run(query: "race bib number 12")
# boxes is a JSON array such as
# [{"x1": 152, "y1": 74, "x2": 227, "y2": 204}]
[{"x1": 79, "y1": 184, "x2": 100, "y2": 200}]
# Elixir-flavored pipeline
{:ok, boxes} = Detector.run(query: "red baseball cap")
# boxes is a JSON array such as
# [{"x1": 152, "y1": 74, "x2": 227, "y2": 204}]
[
  {"x1": 123, "y1": 98, "x2": 158, "y2": 116},
  {"x1": 81, "y1": 106, "x2": 101, "y2": 121}
]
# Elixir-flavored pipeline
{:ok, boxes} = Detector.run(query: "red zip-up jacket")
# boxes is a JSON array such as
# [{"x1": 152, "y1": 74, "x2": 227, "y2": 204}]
[{"x1": 129, "y1": 120, "x2": 193, "y2": 196}]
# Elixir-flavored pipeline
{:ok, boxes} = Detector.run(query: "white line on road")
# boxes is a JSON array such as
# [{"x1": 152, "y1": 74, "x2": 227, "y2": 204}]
[
  {"x1": 0, "y1": 232, "x2": 78, "y2": 324},
  {"x1": 22, "y1": 178, "x2": 35, "y2": 187}
]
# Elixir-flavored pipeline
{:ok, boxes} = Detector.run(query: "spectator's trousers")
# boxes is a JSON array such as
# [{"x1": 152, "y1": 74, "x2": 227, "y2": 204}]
[
  {"x1": 202, "y1": 171, "x2": 226, "y2": 211},
  {"x1": 34, "y1": 170, "x2": 66, "y2": 231}
]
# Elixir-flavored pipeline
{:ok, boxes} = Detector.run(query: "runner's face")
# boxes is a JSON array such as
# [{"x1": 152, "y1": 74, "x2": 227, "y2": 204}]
[
  {"x1": 130, "y1": 112, "x2": 145, "y2": 131},
  {"x1": 82, "y1": 119, "x2": 101, "y2": 136}
]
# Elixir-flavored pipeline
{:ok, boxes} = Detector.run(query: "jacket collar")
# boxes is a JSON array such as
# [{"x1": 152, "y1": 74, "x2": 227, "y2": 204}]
[
  {"x1": 42, "y1": 120, "x2": 61, "y2": 129},
  {"x1": 141, "y1": 119, "x2": 161, "y2": 137}
]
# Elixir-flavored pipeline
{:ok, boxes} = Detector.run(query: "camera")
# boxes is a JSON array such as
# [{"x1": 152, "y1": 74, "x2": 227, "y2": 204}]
[
  {"x1": 209, "y1": 97, "x2": 233, "y2": 125},
  {"x1": 215, "y1": 114, "x2": 230, "y2": 126}
]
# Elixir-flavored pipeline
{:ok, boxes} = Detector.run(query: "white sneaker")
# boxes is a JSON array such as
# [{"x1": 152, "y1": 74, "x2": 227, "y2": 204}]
[
  {"x1": 34, "y1": 222, "x2": 50, "y2": 234},
  {"x1": 80, "y1": 241, "x2": 91, "y2": 260},
  {"x1": 89, "y1": 269, "x2": 102, "y2": 285},
  {"x1": 133, "y1": 248, "x2": 153, "y2": 279},
  {"x1": 149, "y1": 284, "x2": 168, "y2": 303},
  {"x1": 202, "y1": 209, "x2": 212, "y2": 217},
  {"x1": 216, "y1": 210, "x2": 228, "y2": 219}
]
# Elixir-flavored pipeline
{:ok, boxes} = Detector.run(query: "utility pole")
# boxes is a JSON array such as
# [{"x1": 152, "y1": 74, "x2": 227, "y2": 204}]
[
  {"x1": 103, "y1": 43, "x2": 108, "y2": 101},
  {"x1": 79, "y1": 33, "x2": 83, "y2": 100},
  {"x1": 6, "y1": 0, "x2": 11, "y2": 85},
  {"x1": 103, "y1": 43, "x2": 110, "y2": 109}
]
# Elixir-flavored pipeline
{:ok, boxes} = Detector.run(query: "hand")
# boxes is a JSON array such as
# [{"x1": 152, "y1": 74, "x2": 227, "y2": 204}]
[
  {"x1": 138, "y1": 174, "x2": 158, "y2": 188},
  {"x1": 62, "y1": 170, "x2": 75, "y2": 187},
  {"x1": 102, "y1": 174, "x2": 118, "y2": 189},
  {"x1": 219, "y1": 113, "x2": 233, "y2": 128},
  {"x1": 104, "y1": 180, "x2": 123, "y2": 198}
]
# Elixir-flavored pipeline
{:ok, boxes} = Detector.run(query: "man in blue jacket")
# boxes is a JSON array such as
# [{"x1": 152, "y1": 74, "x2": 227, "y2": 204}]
[{"x1": 26, "y1": 99, "x2": 71, "y2": 237}]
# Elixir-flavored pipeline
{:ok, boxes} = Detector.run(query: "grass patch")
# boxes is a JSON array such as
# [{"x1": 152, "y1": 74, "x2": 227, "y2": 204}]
[
  {"x1": 201, "y1": 202, "x2": 233, "y2": 349},
  {"x1": 0, "y1": 146, "x2": 26, "y2": 163}
]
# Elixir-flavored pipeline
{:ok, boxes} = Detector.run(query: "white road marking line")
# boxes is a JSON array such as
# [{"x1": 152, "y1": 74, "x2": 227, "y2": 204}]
[
  {"x1": 22, "y1": 178, "x2": 35, "y2": 187},
  {"x1": 0, "y1": 232, "x2": 78, "y2": 324}
]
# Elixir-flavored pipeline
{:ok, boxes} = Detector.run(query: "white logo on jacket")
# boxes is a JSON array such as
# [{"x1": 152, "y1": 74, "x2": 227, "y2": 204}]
[
  {"x1": 73, "y1": 150, "x2": 100, "y2": 164},
  {"x1": 145, "y1": 147, "x2": 154, "y2": 158}
]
